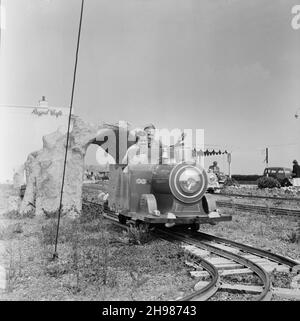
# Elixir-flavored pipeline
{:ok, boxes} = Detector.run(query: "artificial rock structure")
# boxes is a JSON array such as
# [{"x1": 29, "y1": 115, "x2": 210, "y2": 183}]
[{"x1": 20, "y1": 116, "x2": 100, "y2": 218}]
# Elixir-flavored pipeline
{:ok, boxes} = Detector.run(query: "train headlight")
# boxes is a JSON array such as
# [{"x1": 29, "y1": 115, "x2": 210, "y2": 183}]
[
  {"x1": 179, "y1": 168, "x2": 202, "y2": 194},
  {"x1": 169, "y1": 162, "x2": 208, "y2": 203}
]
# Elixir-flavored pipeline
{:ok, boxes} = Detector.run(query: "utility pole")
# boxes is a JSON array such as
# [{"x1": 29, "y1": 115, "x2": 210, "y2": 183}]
[
  {"x1": 265, "y1": 148, "x2": 269, "y2": 175},
  {"x1": 227, "y1": 152, "x2": 231, "y2": 178},
  {"x1": 294, "y1": 109, "x2": 300, "y2": 243}
]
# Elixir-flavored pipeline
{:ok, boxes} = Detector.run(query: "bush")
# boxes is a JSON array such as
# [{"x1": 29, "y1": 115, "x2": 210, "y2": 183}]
[
  {"x1": 257, "y1": 176, "x2": 281, "y2": 189},
  {"x1": 223, "y1": 177, "x2": 239, "y2": 187},
  {"x1": 232, "y1": 174, "x2": 261, "y2": 182},
  {"x1": 127, "y1": 225, "x2": 153, "y2": 245},
  {"x1": 81, "y1": 203, "x2": 102, "y2": 223}
]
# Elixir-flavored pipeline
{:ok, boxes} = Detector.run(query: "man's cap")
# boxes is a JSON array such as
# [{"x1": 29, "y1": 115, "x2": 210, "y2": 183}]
[
  {"x1": 293, "y1": 160, "x2": 298, "y2": 164},
  {"x1": 144, "y1": 123, "x2": 156, "y2": 130},
  {"x1": 135, "y1": 128, "x2": 146, "y2": 137}
]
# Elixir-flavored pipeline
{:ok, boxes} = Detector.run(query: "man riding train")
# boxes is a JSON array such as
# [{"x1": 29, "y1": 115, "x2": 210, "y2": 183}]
[
  {"x1": 122, "y1": 123, "x2": 190, "y2": 168},
  {"x1": 122, "y1": 124, "x2": 160, "y2": 167}
]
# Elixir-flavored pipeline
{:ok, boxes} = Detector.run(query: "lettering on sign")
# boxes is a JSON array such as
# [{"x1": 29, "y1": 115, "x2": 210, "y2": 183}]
[{"x1": 32, "y1": 108, "x2": 63, "y2": 118}]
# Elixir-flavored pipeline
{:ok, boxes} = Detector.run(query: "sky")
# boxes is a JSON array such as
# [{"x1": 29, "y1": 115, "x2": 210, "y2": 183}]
[{"x1": 1, "y1": 0, "x2": 300, "y2": 174}]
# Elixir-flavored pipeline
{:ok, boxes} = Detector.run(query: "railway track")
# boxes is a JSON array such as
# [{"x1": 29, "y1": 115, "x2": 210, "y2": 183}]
[
  {"x1": 216, "y1": 200, "x2": 300, "y2": 217},
  {"x1": 82, "y1": 199, "x2": 300, "y2": 301},
  {"x1": 155, "y1": 228, "x2": 272, "y2": 301},
  {"x1": 215, "y1": 191, "x2": 300, "y2": 217},
  {"x1": 218, "y1": 192, "x2": 300, "y2": 202},
  {"x1": 161, "y1": 228, "x2": 300, "y2": 298}
]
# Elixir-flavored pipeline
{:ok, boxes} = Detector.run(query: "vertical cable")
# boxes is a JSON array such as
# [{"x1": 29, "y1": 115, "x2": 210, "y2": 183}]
[{"x1": 53, "y1": 0, "x2": 85, "y2": 259}]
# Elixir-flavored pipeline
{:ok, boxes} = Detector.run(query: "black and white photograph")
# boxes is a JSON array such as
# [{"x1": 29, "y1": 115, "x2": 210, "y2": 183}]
[{"x1": 0, "y1": 0, "x2": 300, "y2": 305}]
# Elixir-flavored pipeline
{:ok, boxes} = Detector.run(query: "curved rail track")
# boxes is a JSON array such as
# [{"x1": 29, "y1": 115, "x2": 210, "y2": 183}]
[
  {"x1": 82, "y1": 198, "x2": 300, "y2": 300},
  {"x1": 155, "y1": 228, "x2": 272, "y2": 301},
  {"x1": 191, "y1": 231, "x2": 299, "y2": 270}
]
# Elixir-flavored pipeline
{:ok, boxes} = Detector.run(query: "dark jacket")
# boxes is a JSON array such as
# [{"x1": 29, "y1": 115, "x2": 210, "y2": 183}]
[{"x1": 292, "y1": 164, "x2": 300, "y2": 178}]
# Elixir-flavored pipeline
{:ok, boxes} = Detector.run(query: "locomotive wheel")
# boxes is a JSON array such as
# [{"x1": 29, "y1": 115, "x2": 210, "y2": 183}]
[
  {"x1": 177, "y1": 224, "x2": 200, "y2": 232},
  {"x1": 135, "y1": 220, "x2": 151, "y2": 230},
  {"x1": 118, "y1": 214, "x2": 128, "y2": 225},
  {"x1": 189, "y1": 223, "x2": 200, "y2": 231}
]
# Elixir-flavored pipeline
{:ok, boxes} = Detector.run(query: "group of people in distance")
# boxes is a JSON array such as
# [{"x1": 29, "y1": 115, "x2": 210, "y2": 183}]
[{"x1": 208, "y1": 159, "x2": 300, "y2": 187}]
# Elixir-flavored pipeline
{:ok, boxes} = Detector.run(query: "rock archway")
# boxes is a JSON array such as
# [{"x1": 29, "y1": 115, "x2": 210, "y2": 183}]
[{"x1": 19, "y1": 116, "x2": 133, "y2": 218}]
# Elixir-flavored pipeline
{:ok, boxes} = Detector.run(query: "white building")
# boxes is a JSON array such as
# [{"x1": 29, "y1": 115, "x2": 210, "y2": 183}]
[{"x1": 0, "y1": 99, "x2": 70, "y2": 183}]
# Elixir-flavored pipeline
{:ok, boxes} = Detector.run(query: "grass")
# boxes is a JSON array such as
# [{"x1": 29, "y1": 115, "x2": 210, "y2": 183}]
[
  {"x1": 201, "y1": 208, "x2": 300, "y2": 261},
  {"x1": 0, "y1": 209, "x2": 195, "y2": 301},
  {"x1": 127, "y1": 224, "x2": 153, "y2": 245},
  {"x1": 1, "y1": 184, "x2": 300, "y2": 301},
  {"x1": 0, "y1": 222, "x2": 23, "y2": 241}
]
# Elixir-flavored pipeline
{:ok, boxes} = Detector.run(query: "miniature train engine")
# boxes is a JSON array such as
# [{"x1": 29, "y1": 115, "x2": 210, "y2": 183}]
[{"x1": 99, "y1": 161, "x2": 232, "y2": 229}]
